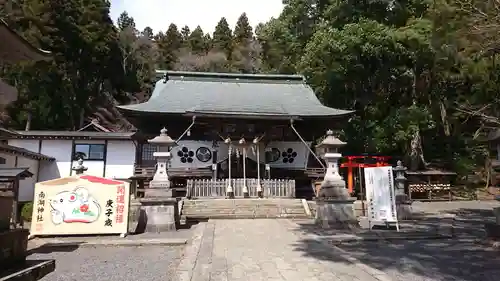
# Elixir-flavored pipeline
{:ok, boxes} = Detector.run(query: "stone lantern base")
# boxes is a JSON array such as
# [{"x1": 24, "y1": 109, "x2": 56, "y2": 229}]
[
  {"x1": 396, "y1": 194, "x2": 413, "y2": 220},
  {"x1": 315, "y1": 198, "x2": 359, "y2": 230},
  {"x1": 315, "y1": 179, "x2": 359, "y2": 229},
  {"x1": 138, "y1": 196, "x2": 179, "y2": 233},
  {"x1": 137, "y1": 186, "x2": 179, "y2": 233}
]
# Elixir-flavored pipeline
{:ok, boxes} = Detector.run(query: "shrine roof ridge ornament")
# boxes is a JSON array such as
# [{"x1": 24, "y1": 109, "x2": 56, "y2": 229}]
[
  {"x1": 118, "y1": 70, "x2": 355, "y2": 119},
  {"x1": 155, "y1": 70, "x2": 306, "y2": 84}
]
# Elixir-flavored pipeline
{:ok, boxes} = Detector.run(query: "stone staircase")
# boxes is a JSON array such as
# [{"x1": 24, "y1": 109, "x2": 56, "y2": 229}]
[{"x1": 180, "y1": 198, "x2": 310, "y2": 221}]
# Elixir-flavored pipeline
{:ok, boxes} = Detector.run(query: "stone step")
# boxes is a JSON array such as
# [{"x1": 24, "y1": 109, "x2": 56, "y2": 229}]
[
  {"x1": 182, "y1": 208, "x2": 305, "y2": 214},
  {"x1": 184, "y1": 202, "x2": 302, "y2": 207},
  {"x1": 184, "y1": 204, "x2": 304, "y2": 208},
  {"x1": 181, "y1": 213, "x2": 310, "y2": 220},
  {"x1": 183, "y1": 210, "x2": 305, "y2": 215},
  {"x1": 180, "y1": 198, "x2": 308, "y2": 220},
  {"x1": 185, "y1": 199, "x2": 302, "y2": 204},
  {"x1": 182, "y1": 206, "x2": 305, "y2": 210}
]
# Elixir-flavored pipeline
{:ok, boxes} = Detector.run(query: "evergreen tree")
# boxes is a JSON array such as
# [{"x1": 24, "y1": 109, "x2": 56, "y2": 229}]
[
  {"x1": 157, "y1": 23, "x2": 182, "y2": 69},
  {"x1": 38, "y1": 0, "x2": 124, "y2": 128},
  {"x1": 117, "y1": 11, "x2": 135, "y2": 31},
  {"x1": 180, "y1": 25, "x2": 190, "y2": 45},
  {"x1": 142, "y1": 26, "x2": 153, "y2": 39},
  {"x1": 165, "y1": 24, "x2": 182, "y2": 51},
  {"x1": 234, "y1": 13, "x2": 253, "y2": 45},
  {"x1": 212, "y1": 17, "x2": 233, "y2": 57},
  {"x1": 188, "y1": 26, "x2": 207, "y2": 54}
]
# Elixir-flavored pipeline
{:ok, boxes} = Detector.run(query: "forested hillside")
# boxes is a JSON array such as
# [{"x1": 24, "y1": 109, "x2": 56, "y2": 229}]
[{"x1": 1, "y1": 0, "x2": 500, "y2": 177}]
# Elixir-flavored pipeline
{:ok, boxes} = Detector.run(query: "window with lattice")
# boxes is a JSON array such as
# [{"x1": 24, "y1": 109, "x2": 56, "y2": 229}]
[{"x1": 142, "y1": 144, "x2": 156, "y2": 161}]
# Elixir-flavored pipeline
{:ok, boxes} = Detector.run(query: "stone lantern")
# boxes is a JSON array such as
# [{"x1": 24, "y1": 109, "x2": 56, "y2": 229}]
[
  {"x1": 314, "y1": 130, "x2": 358, "y2": 229},
  {"x1": 147, "y1": 127, "x2": 177, "y2": 196},
  {"x1": 394, "y1": 160, "x2": 412, "y2": 219},
  {"x1": 316, "y1": 130, "x2": 346, "y2": 191},
  {"x1": 72, "y1": 158, "x2": 87, "y2": 175},
  {"x1": 138, "y1": 128, "x2": 179, "y2": 233}
]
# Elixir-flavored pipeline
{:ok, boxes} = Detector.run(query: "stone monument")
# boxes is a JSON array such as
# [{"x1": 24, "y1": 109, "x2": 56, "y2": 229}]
[
  {"x1": 72, "y1": 158, "x2": 88, "y2": 175},
  {"x1": 393, "y1": 160, "x2": 412, "y2": 220},
  {"x1": 138, "y1": 128, "x2": 179, "y2": 232},
  {"x1": 315, "y1": 130, "x2": 359, "y2": 229}
]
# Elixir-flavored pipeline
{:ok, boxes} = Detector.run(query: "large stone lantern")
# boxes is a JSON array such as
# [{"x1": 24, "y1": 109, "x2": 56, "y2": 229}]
[
  {"x1": 138, "y1": 128, "x2": 179, "y2": 233},
  {"x1": 147, "y1": 127, "x2": 176, "y2": 195},
  {"x1": 316, "y1": 130, "x2": 346, "y2": 193},
  {"x1": 314, "y1": 130, "x2": 358, "y2": 229},
  {"x1": 393, "y1": 160, "x2": 412, "y2": 219}
]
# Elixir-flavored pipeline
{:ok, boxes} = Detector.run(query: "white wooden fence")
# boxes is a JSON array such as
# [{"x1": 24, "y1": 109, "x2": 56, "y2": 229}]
[{"x1": 186, "y1": 178, "x2": 295, "y2": 198}]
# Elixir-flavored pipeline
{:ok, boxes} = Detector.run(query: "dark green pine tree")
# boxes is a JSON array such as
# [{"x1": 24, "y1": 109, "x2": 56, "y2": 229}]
[
  {"x1": 188, "y1": 26, "x2": 207, "y2": 54},
  {"x1": 233, "y1": 13, "x2": 253, "y2": 45},
  {"x1": 212, "y1": 17, "x2": 233, "y2": 57},
  {"x1": 165, "y1": 23, "x2": 182, "y2": 51},
  {"x1": 117, "y1": 11, "x2": 135, "y2": 31},
  {"x1": 180, "y1": 25, "x2": 190, "y2": 46},
  {"x1": 39, "y1": 0, "x2": 124, "y2": 129},
  {"x1": 203, "y1": 33, "x2": 212, "y2": 51},
  {"x1": 142, "y1": 26, "x2": 153, "y2": 39},
  {"x1": 157, "y1": 23, "x2": 182, "y2": 69}
]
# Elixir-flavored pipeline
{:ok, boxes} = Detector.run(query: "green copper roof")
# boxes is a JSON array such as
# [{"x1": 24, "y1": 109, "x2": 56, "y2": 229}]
[{"x1": 118, "y1": 71, "x2": 353, "y2": 119}]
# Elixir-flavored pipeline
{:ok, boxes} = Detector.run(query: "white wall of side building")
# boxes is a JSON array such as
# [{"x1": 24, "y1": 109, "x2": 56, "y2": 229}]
[
  {"x1": 7, "y1": 138, "x2": 137, "y2": 202},
  {"x1": 7, "y1": 139, "x2": 40, "y2": 202},
  {"x1": 105, "y1": 140, "x2": 136, "y2": 179},
  {"x1": 38, "y1": 139, "x2": 73, "y2": 180}
]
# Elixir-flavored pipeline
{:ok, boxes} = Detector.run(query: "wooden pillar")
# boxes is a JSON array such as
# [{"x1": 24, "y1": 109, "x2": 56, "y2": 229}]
[
  {"x1": 225, "y1": 138, "x2": 234, "y2": 198},
  {"x1": 12, "y1": 178, "x2": 19, "y2": 226},
  {"x1": 347, "y1": 157, "x2": 354, "y2": 194},
  {"x1": 239, "y1": 139, "x2": 248, "y2": 197}
]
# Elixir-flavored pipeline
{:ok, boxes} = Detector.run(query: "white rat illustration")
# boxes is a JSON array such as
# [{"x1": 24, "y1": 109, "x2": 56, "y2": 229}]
[{"x1": 50, "y1": 187, "x2": 101, "y2": 225}]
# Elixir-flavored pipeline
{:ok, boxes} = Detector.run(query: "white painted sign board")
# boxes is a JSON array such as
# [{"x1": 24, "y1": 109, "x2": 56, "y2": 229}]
[{"x1": 364, "y1": 166, "x2": 399, "y2": 229}]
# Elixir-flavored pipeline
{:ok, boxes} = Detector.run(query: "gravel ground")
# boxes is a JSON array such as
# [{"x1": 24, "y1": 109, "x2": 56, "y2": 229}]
[
  {"x1": 337, "y1": 239, "x2": 500, "y2": 281},
  {"x1": 29, "y1": 246, "x2": 184, "y2": 281}
]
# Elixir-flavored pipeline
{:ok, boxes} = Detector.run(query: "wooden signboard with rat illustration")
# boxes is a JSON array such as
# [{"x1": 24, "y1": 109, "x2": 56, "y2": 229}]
[{"x1": 30, "y1": 175, "x2": 130, "y2": 237}]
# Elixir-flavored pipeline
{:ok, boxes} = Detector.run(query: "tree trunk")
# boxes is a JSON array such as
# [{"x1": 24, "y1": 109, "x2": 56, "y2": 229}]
[
  {"x1": 78, "y1": 108, "x2": 85, "y2": 129},
  {"x1": 24, "y1": 111, "x2": 31, "y2": 131},
  {"x1": 409, "y1": 69, "x2": 427, "y2": 171},
  {"x1": 409, "y1": 127, "x2": 426, "y2": 171}
]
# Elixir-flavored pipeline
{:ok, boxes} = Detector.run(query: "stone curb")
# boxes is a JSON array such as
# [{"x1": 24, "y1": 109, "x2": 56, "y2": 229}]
[
  {"x1": 173, "y1": 222, "x2": 207, "y2": 281},
  {"x1": 330, "y1": 233, "x2": 453, "y2": 245},
  {"x1": 27, "y1": 238, "x2": 187, "y2": 253}
]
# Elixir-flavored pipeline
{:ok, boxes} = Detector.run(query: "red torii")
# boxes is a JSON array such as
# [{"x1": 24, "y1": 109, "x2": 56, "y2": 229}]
[{"x1": 340, "y1": 155, "x2": 391, "y2": 194}]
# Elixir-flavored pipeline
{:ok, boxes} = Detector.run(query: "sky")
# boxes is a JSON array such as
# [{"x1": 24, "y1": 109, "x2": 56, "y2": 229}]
[{"x1": 110, "y1": 0, "x2": 284, "y2": 34}]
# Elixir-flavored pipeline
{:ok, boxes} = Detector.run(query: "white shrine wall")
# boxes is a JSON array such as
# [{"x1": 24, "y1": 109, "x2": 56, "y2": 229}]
[{"x1": 7, "y1": 138, "x2": 135, "y2": 202}]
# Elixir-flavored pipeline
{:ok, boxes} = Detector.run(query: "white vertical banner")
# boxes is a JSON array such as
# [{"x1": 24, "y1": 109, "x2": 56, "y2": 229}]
[{"x1": 364, "y1": 166, "x2": 398, "y2": 223}]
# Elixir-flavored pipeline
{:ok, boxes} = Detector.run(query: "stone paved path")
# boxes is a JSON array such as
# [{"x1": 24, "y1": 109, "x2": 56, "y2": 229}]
[{"x1": 175, "y1": 220, "x2": 389, "y2": 281}]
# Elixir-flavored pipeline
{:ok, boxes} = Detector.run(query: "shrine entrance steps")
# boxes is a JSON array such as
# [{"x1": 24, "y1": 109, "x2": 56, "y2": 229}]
[{"x1": 180, "y1": 198, "x2": 310, "y2": 221}]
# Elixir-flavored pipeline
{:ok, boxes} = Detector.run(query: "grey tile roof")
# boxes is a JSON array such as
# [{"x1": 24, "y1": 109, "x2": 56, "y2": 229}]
[
  {"x1": 0, "y1": 127, "x2": 19, "y2": 137},
  {"x1": 13, "y1": 131, "x2": 137, "y2": 140},
  {"x1": 0, "y1": 19, "x2": 51, "y2": 63},
  {"x1": 0, "y1": 167, "x2": 33, "y2": 179},
  {"x1": 118, "y1": 71, "x2": 353, "y2": 118},
  {"x1": 0, "y1": 143, "x2": 55, "y2": 161}
]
